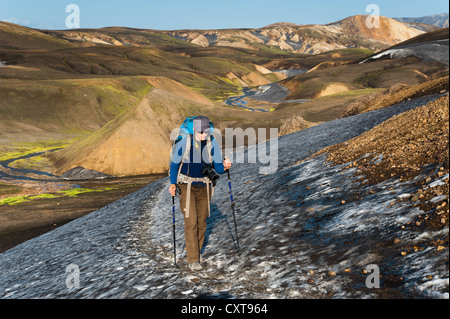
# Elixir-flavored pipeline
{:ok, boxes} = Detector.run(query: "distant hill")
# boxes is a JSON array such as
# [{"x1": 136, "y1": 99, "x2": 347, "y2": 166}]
[
  {"x1": 48, "y1": 79, "x2": 217, "y2": 176},
  {"x1": 264, "y1": 22, "x2": 301, "y2": 28},
  {"x1": 162, "y1": 15, "x2": 424, "y2": 54},
  {"x1": 1, "y1": 14, "x2": 443, "y2": 55},
  {"x1": 40, "y1": 15, "x2": 425, "y2": 55},
  {"x1": 0, "y1": 21, "x2": 75, "y2": 50},
  {"x1": 280, "y1": 27, "x2": 449, "y2": 101},
  {"x1": 394, "y1": 13, "x2": 449, "y2": 28}
]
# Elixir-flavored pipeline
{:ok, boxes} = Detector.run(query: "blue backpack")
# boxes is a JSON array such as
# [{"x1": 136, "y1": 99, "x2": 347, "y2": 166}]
[
  {"x1": 170, "y1": 116, "x2": 215, "y2": 168},
  {"x1": 173, "y1": 116, "x2": 214, "y2": 143}
]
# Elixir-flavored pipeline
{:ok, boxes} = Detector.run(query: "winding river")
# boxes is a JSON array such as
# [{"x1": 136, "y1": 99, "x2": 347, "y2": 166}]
[
  {"x1": 224, "y1": 69, "x2": 309, "y2": 111},
  {"x1": 0, "y1": 149, "x2": 62, "y2": 182}
]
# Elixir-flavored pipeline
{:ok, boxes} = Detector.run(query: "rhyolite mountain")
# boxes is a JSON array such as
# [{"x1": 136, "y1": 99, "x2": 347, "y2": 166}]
[{"x1": 44, "y1": 15, "x2": 425, "y2": 54}]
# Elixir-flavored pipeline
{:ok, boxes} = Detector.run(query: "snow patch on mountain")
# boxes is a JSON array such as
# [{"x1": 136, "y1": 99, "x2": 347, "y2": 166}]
[{"x1": 360, "y1": 39, "x2": 449, "y2": 66}]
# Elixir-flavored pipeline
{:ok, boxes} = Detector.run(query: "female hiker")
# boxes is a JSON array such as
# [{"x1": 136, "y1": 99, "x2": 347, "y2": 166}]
[{"x1": 169, "y1": 116, "x2": 231, "y2": 271}]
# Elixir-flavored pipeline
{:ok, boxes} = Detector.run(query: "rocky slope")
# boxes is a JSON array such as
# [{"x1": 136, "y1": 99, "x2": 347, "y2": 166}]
[
  {"x1": 317, "y1": 93, "x2": 449, "y2": 257},
  {"x1": 340, "y1": 76, "x2": 449, "y2": 117}
]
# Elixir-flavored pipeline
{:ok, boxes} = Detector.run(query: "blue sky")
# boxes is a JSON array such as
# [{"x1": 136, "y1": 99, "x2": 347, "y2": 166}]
[{"x1": 1, "y1": 0, "x2": 448, "y2": 30}]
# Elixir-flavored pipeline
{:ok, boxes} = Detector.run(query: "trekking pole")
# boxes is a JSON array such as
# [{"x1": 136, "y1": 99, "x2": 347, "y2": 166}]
[
  {"x1": 172, "y1": 195, "x2": 177, "y2": 266},
  {"x1": 227, "y1": 169, "x2": 240, "y2": 252}
]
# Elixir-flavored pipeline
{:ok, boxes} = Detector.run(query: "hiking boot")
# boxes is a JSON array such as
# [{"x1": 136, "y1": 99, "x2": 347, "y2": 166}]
[{"x1": 188, "y1": 262, "x2": 203, "y2": 271}]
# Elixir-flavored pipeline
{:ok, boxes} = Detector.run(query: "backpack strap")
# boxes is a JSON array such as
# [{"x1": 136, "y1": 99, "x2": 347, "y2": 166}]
[
  {"x1": 177, "y1": 134, "x2": 191, "y2": 181},
  {"x1": 206, "y1": 137, "x2": 213, "y2": 164}
]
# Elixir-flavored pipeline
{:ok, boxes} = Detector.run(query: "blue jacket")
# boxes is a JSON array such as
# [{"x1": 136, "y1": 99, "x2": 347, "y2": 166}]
[{"x1": 170, "y1": 136, "x2": 225, "y2": 186}]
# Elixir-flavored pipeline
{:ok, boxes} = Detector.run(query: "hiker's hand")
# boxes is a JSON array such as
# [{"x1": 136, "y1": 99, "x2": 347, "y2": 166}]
[
  {"x1": 169, "y1": 184, "x2": 177, "y2": 197},
  {"x1": 223, "y1": 157, "x2": 231, "y2": 170}
]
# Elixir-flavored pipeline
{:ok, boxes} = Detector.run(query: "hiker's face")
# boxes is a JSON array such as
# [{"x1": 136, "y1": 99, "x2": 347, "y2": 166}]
[{"x1": 195, "y1": 131, "x2": 208, "y2": 141}]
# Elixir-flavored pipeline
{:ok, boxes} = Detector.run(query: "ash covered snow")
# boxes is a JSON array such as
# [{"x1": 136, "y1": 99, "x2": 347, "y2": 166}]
[{"x1": 0, "y1": 94, "x2": 448, "y2": 299}]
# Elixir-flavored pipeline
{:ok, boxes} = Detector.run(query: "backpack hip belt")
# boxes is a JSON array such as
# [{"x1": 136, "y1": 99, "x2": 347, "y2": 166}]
[{"x1": 177, "y1": 173, "x2": 214, "y2": 219}]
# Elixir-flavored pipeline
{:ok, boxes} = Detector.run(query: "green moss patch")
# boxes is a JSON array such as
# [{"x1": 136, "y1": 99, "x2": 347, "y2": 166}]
[{"x1": 0, "y1": 186, "x2": 121, "y2": 206}]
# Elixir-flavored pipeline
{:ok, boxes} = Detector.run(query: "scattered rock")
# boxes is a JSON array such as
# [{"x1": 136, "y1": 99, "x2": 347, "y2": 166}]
[
  {"x1": 327, "y1": 271, "x2": 337, "y2": 277},
  {"x1": 340, "y1": 76, "x2": 449, "y2": 118},
  {"x1": 279, "y1": 115, "x2": 316, "y2": 136},
  {"x1": 61, "y1": 166, "x2": 113, "y2": 180}
]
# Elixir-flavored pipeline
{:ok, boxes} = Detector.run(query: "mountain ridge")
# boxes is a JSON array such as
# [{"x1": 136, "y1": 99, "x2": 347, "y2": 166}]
[
  {"x1": 394, "y1": 13, "x2": 449, "y2": 28},
  {"x1": 30, "y1": 15, "x2": 426, "y2": 55}
]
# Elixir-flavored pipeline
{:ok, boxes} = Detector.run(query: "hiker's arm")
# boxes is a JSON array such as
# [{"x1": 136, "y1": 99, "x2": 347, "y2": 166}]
[
  {"x1": 169, "y1": 160, "x2": 180, "y2": 185},
  {"x1": 169, "y1": 139, "x2": 187, "y2": 195},
  {"x1": 169, "y1": 161, "x2": 179, "y2": 196}
]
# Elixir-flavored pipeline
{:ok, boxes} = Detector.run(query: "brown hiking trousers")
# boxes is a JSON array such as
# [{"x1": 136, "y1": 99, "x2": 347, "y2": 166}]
[{"x1": 178, "y1": 184, "x2": 212, "y2": 263}]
